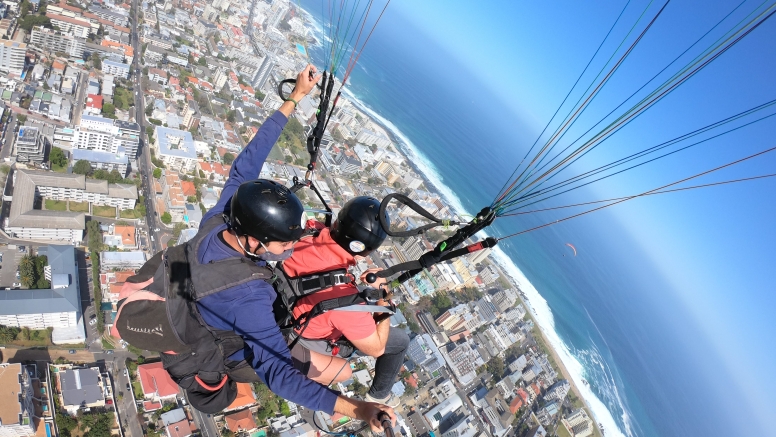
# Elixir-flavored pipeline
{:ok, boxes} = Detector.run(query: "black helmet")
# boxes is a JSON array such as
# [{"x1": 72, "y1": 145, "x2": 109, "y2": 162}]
[
  {"x1": 331, "y1": 196, "x2": 388, "y2": 256},
  {"x1": 229, "y1": 179, "x2": 305, "y2": 243}
]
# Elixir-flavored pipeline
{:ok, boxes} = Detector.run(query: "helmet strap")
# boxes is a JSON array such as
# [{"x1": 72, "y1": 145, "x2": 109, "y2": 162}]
[{"x1": 234, "y1": 230, "x2": 262, "y2": 259}]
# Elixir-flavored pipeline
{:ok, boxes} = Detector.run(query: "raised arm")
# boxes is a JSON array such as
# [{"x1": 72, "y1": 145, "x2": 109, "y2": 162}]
[{"x1": 203, "y1": 65, "x2": 322, "y2": 222}]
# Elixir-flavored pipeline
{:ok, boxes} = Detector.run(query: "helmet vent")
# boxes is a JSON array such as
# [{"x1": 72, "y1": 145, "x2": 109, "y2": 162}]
[{"x1": 277, "y1": 199, "x2": 287, "y2": 205}]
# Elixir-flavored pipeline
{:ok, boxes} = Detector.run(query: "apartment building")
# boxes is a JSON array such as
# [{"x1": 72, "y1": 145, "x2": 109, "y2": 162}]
[
  {"x1": 155, "y1": 127, "x2": 197, "y2": 173},
  {"x1": 30, "y1": 26, "x2": 86, "y2": 58},
  {"x1": 0, "y1": 40, "x2": 26, "y2": 77},
  {"x1": 15, "y1": 126, "x2": 48, "y2": 164}
]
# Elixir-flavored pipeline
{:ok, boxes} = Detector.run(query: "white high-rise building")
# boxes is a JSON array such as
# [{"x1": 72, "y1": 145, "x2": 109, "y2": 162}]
[
  {"x1": 30, "y1": 26, "x2": 86, "y2": 58},
  {"x1": 0, "y1": 40, "x2": 26, "y2": 77},
  {"x1": 73, "y1": 115, "x2": 140, "y2": 157},
  {"x1": 154, "y1": 127, "x2": 197, "y2": 173}
]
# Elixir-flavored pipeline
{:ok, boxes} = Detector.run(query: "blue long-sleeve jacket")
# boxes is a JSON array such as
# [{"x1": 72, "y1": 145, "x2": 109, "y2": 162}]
[{"x1": 196, "y1": 111, "x2": 339, "y2": 414}]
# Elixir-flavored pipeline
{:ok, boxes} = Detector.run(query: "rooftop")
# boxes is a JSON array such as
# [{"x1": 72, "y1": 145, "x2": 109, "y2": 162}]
[
  {"x1": 138, "y1": 362, "x2": 178, "y2": 398},
  {"x1": 0, "y1": 363, "x2": 22, "y2": 428},
  {"x1": 72, "y1": 148, "x2": 128, "y2": 165},
  {"x1": 17, "y1": 127, "x2": 39, "y2": 144},
  {"x1": 60, "y1": 367, "x2": 103, "y2": 407},
  {"x1": 225, "y1": 409, "x2": 256, "y2": 433},
  {"x1": 0, "y1": 245, "x2": 80, "y2": 316},
  {"x1": 156, "y1": 126, "x2": 196, "y2": 160}
]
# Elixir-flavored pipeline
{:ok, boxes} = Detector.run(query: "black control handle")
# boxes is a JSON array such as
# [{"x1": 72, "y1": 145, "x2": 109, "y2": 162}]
[
  {"x1": 277, "y1": 78, "x2": 296, "y2": 101},
  {"x1": 378, "y1": 412, "x2": 394, "y2": 437}
]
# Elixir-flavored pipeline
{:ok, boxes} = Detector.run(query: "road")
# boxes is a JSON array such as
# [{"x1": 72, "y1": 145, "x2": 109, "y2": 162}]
[
  {"x1": 1, "y1": 113, "x2": 15, "y2": 160},
  {"x1": 100, "y1": 351, "x2": 145, "y2": 437},
  {"x1": 189, "y1": 402, "x2": 218, "y2": 437}
]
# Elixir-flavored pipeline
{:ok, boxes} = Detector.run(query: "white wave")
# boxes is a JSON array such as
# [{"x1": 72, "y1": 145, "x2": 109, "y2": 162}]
[{"x1": 490, "y1": 248, "x2": 631, "y2": 437}]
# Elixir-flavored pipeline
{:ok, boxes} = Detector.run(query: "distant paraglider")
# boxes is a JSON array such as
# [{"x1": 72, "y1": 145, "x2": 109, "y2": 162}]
[{"x1": 566, "y1": 243, "x2": 577, "y2": 257}]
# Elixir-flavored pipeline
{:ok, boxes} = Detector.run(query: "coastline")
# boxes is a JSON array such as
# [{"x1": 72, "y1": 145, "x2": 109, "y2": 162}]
[
  {"x1": 343, "y1": 92, "x2": 612, "y2": 437},
  {"x1": 297, "y1": 6, "x2": 612, "y2": 436}
]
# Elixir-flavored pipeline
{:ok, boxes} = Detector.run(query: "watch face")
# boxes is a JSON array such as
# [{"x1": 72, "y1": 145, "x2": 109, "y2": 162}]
[{"x1": 349, "y1": 240, "x2": 366, "y2": 253}]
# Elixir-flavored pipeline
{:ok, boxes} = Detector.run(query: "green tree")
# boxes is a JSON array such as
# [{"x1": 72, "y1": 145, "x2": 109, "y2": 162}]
[
  {"x1": 92, "y1": 53, "x2": 101, "y2": 70},
  {"x1": 50, "y1": 147, "x2": 67, "y2": 168},
  {"x1": 349, "y1": 380, "x2": 368, "y2": 397},
  {"x1": 279, "y1": 400, "x2": 291, "y2": 417},
  {"x1": 197, "y1": 56, "x2": 207, "y2": 66},
  {"x1": 172, "y1": 222, "x2": 187, "y2": 239},
  {"x1": 145, "y1": 103, "x2": 154, "y2": 116},
  {"x1": 16, "y1": 115, "x2": 27, "y2": 124},
  {"x1": 222, "y1": 153, "x2": 235, "y2": 165},
  {"x1": 73, "y1": 160, "x2": 93, "y2": 175},
  {"x1": 254, "y1": 90, "x2": 266, "y2": 100},
  {"x1": 19, "y1": 255, "x2": 37, "y2": 288},
  {"x1": 407, "y1": 319, "x2": 421, "y2": 334},
  {"x1": 20, "y1": 0, "x2": 31, "y2": 17},
  {"x1": 153, "y1": 168, "x2": 162, "y2": 178},
  {"x1": 86, "y1": 220, "x2": 104, "y2": 253},
  {"x1": 102, "y1": 102, "x2": 116, "y2": 119},
  {"x1": 161, "y1": 212, "x2": 172, "y2": 224},
  {"x1": 487, "y1": 356, "x2": 505, "y2": 379},
  {"x1": 0, "y1": 325, "x2": 21, "y2": 343},
  {"x1": 19, "y1": 15, "x2": 51, "y2": 31},
  {"x1": 107, "y1": 169, "x2": 122, "y2": 184}
]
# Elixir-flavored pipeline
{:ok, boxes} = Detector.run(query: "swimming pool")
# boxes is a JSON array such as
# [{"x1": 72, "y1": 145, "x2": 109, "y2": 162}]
[{"x1": 296, "y1": 43, "x2": 306, "y2": 56}]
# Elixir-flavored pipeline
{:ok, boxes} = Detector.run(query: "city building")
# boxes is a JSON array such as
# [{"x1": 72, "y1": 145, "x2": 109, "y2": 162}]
[
  {"x1": 114, "y1": 120, "x2": 141, "y2": 157},
  {"x1": 0, "y1": 40, "x2": 25, "y2": 77},
  {"x1": 154, "y1": 127, "x2": 197, "y2": 173},
  {"x1": 46, "y1": 13, "x2": 91, "y2": 38},
  {"x1": 0, "y1": 363, "x2": 41, "y2": 437},
  {"x1": 160, "y1": 172, "x2": 186, "y2": 223},
  {"x1": 225, "y1": 383, "x2": 258, "y2": 412},
  {"x1": 492, "y1": 288, "x2": 518, "y2": 313},
  {"x1": 423, "y1": 394, "x2": 463, "y2": 430},
  {"x1": 137, "y1": 362, "x2": 178, "y2": 411},
  {"x1": 15, "y1": 126, "x2": 48, "y2": 164},
  {"x1": 407, "y1": 333, "x2": 446, "y2": 373},
  {"x1": 0, "y1": 246, "x2": 85, "y2": 344},
  {"x1": 5, "y1": 169, "x2": 137, "y2": 242},
  {"x1": 72, "y1": 147, "x2": 129, "y2": 176},
  {"x1": 59, "y1": 367, "x2": 105, "y2": 415},
  {"x1": 561, "y1": 409, "x2": 594, "y2": 437},
  {"x1": 30, "y1": 26, "x2": 85, "y2": 58},
  {"x1": 103, "y1": 224, "x2": 138, "y2": 250},
  {"x1": 99, "y1": 251, "x2": 146, "y2": 270},
  {"x1": 160, "y1": 409, "x2": 191, "y2": 437},
  {"x1": 74, "y1": 116, "x2": 140, "y2": 157},
  {"x1": 224, "y1": 409, "x2": 257, "y2": 434},
  {"x1": 356, "y1": 128, "x2": 391, "y2": 149},
  {"x1": 102, "y1": 59, "x2": 130, "y2": 79},
  {"x1": 100, "y1": 269, "x2": 134, "y2": 306}
]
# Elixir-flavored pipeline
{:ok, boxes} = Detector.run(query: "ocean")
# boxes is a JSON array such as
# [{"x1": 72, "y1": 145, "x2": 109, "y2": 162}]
[{"x1": 294, "y1": 3, "x2": 743, "y2": 436}]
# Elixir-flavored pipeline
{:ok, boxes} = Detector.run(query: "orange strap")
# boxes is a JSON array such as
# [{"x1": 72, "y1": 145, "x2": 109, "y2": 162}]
[{"x1": 194, "y1": 374, "x2": 228, "y2": 391}]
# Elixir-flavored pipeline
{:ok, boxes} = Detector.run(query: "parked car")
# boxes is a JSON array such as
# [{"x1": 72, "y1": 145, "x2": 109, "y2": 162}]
[
  {"x1": 106, "y1": 399, "x2": 113, "y2": 405},
  {"x1": 106, "y1": 350, "x2": 114, "y2": 355},
  {"x1": 89, "y1": 319, "x2": 97, "y2": 326},
  {"x1": 126, "y1": 383, "x2": 131, "y2": 392},
  {"x1": 154, "y1": 228, "x2": 160, "y2": 232},
  {"x1": 18, "y1": 246, "x2": 25, "y2": 253},
  {"x1": 12, "y1": 282, "x2": 21, "y2": 288},
  {"x1": 68, "y1": 350, "x2": 76, "y2": 354}
]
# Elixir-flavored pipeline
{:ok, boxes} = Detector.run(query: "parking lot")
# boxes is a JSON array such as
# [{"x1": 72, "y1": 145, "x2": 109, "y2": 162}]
[{"x1": 0, "y1": 245, "x2": 28, "y2": 288}]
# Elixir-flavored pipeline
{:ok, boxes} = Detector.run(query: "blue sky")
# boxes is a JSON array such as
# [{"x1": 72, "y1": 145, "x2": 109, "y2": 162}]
[{"x1": 394, "y1": 0, "x2": 776, "y2": 431}]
